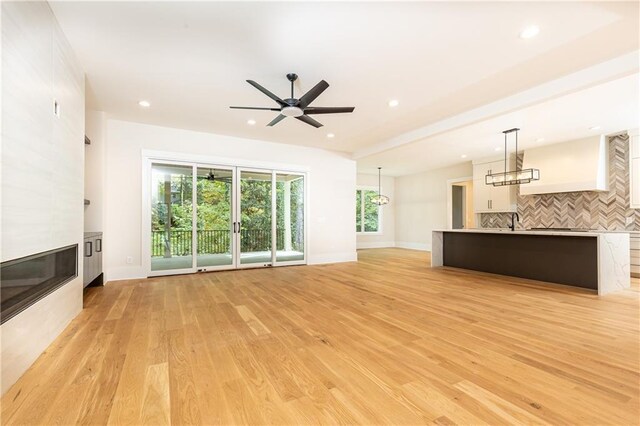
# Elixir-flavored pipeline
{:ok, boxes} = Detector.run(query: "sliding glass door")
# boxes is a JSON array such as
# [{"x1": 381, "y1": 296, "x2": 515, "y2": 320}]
[
  {"x1": 147, "y1": 162, "x2": 305, "y2": 276},
  {"x1": 150, "y1": 163, "x2": 194, "y2": 273},
  {"x1": 275, "y1": 172, "x2": 305, "y2": 263},
  {"x1": 237, "y1": 169, "x2": 273, "y2": 267},
  {"x1": 196, "y1": 167, "x2": 235, "y2": 269}
]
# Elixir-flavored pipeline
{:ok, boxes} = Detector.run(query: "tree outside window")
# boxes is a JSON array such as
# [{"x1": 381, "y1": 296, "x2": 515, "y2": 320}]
[{"x1": 355, "y1": 189, "x2": 381, "y2": 233}]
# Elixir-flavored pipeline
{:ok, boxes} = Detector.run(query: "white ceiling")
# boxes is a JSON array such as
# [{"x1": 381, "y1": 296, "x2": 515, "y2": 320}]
[
  {"x1": 50, "y1": 1, "x2": 639, "y2": 160},
  {"x1": 357, "y1": 73, "x2": 640, "y2": 176}
]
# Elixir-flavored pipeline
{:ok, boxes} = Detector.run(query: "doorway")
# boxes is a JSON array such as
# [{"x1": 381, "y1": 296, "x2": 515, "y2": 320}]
[
  {"x1": 146, "y1": 161, "x2": 306, "y2": 276},
  {"x1": 447, "y1": 178, "x2": 475, "y2": 230}
]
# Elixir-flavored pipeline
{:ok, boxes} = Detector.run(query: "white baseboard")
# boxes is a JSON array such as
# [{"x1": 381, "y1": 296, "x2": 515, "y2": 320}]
[
  {"x1": 395, "y1": 241, "x2": 431, "y2": 252},
  {"x1": 105, "y1": 266, "x2": 146, "y2": 283},
  {"x1": 308, "y1": 251, "x2": 358, "y2": 265},
  {"x1": 356, "y1": 241, "x2": 396, "y2": 249}
]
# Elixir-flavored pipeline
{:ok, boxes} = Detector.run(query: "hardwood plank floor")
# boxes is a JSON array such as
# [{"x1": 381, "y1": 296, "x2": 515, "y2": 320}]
[{"x1": 2, "y1": 248, "x2": 639, "y2": 425}]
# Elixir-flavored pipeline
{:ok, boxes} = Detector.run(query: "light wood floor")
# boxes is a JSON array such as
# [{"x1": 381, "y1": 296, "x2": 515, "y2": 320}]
[{"x1": 2, "y1": 248, "x2": 639, "y2": 425}]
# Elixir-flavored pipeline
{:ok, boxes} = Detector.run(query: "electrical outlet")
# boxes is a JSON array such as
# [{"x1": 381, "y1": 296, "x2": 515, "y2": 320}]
[{"x1": 126, "y1": 256, "x2": 133, "y2": 264}]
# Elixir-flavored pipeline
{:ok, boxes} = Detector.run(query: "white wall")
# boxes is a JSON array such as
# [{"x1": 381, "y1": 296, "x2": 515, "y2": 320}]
[
  {"x1": 394, "y1": 162, "x2": 472, "y2": 251},
  {"x1": 1, "y1": 1, "x2": 84, "y2": 395},
  {"x1": 356, "y1": 173, "x2": 395, "y2": 249},
  {"x1": 84, "y1": 111, "x2": 107, "y2": 232},
  {"x1": 103, "y1": 119, "x2": 357, "y2": 281}
]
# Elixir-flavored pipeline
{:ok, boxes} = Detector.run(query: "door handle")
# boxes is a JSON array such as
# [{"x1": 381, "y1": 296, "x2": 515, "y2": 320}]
[
  {"x1": 85, "y1": 241, "x2": 93, "y2": 257},
  {"x1": 96, "y1": 238, "x2": 102, "y2": 252}
]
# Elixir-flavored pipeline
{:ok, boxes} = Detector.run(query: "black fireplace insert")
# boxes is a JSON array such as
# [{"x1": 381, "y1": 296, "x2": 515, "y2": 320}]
[{"x1": 1, "y1": 244, "x2": 78, "y2": 324}]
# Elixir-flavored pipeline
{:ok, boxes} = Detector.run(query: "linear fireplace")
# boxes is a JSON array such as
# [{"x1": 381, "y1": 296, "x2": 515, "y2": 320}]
[{"x1": 1, "y1": 244, "x2": 78, "y2": 325}]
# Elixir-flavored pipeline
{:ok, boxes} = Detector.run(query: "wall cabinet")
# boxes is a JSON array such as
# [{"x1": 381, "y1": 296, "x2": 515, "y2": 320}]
[
  {"x1": 83, "y1": 232, "x2": 103, "y2": 287},
  {"x1": 631, "y1": 131, "x2": 639, "y2": 209},
  {"x1": 473, "y1": 158, "x2": 517, "y2": 213}
]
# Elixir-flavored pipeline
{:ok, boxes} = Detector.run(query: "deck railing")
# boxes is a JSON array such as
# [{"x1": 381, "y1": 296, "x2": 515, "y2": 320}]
[{"x1": 151, "y1": 229, "x2": 301, "y2": 257}]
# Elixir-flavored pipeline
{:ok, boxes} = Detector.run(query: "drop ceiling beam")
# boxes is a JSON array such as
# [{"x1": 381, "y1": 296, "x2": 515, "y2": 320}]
[{"x1": 353, "y1": 50, "x2": 639, "y2": 160}]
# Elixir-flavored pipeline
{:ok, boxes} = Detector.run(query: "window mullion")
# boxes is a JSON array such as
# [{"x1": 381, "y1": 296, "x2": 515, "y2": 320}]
[{"x1": 361, "y1": 191, "x2": 365, "y2": 233}]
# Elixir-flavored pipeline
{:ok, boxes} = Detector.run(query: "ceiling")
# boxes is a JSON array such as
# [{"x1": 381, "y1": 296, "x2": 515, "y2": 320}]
[
  {"x1": 357, "y1": 74, "x2": 639, "y2": 176},
  {"x1": 50, "y1": 1, "x2": 639, "y2": 169}
]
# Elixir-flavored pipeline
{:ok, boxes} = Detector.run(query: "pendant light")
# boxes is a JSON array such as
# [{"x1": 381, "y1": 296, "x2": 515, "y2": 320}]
[
  {"x1": 485, "y1": 128, "x2": 540, "y2": 186},
  {"x1": 371, "y1": 167, "x2": 390, "y2": 205}
]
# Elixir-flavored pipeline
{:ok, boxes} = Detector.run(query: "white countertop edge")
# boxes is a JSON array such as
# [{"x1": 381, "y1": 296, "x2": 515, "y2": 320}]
[{"x1": 432, "y1": 229, "x2": 632, "y2": 237}]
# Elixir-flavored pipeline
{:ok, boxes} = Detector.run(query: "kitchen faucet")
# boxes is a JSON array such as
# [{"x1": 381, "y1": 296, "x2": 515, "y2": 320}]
[{"x1": 508, "y1": 212, "x2": 520, "y2": 231}]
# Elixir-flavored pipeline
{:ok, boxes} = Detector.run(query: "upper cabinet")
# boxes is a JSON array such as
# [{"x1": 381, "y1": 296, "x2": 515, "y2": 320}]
[
  {"x1": 520, "y1": 136, "x2": 608, "y2": 196},
  {"x1": 473, "y1": 157, "x2": 517, "y2": 213},
  {"x1": 630, "y1": 130, "x2": 639, "y2": 209}
]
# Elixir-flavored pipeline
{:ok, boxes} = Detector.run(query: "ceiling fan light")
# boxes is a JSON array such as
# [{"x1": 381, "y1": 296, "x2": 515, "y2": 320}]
[{"x1": 282, "y1": 106, "x2": 304, "y2": 117}]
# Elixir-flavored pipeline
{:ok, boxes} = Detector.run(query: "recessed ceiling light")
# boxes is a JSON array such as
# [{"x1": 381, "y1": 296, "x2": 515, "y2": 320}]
[
  {"x1": 461, "y1": 154, "x2": 467, "y2": 159},
  {"x1": 589, "y1": 126, "x2": 601, "y2": 131},
  {"x1": 388, "y1": 99, "x2": 399, "y2": 108},
  {"x1": 536, "y1": 137, "x2": 545, "y2": 142},
  {"x1": 494, "y1": 147, "x2": 501, "y2": 152},
  {"x1": 247, "y1": 119, "x2": 256, "y2": 126},
  {"x1": 327, "y1": 133, "x2": 335, "y2": 139},
  {"x1": 520, "y1": 25, "x2": 540, "y2": 39},
  {"x1": 138, "y1": 100, "x2": 151, "y2": 107}
]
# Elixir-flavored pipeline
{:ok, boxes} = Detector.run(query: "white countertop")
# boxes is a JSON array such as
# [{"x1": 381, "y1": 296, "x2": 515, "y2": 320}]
[{"x1": 433, "y1": 228, "x2": 632, "y2": 237}]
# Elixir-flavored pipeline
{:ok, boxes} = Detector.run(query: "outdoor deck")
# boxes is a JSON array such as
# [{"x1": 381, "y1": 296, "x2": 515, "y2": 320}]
[{"x1": 151, "y1": 250, "x2": 304, "y2": 271}]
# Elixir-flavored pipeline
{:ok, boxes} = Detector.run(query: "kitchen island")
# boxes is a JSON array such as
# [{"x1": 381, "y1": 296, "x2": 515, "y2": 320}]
[{"x1": 431, "y1": 229, "x2": 630, "y2": 295}]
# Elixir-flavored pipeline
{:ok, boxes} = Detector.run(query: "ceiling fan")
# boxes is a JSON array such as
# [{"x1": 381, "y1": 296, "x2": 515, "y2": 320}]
[
  {"x1": 230, "y1": 73, "x2": 355, "y2": 128},
  {"x1": 198, "y1": 169, "x2": 232, "y2": 184}
]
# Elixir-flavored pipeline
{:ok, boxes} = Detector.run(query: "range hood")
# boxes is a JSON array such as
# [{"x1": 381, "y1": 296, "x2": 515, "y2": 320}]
[{"x1": 520, "y1": 135, "x2": 608, "y2": 195}]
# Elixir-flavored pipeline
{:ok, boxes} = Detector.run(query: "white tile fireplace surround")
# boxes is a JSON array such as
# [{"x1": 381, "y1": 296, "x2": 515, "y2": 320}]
[{"x1": 0, "y1": 1, "x2": 85, "y2": 395}]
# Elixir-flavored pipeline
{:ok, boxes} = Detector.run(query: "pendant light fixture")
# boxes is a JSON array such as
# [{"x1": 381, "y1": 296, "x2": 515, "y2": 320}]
[
  {"x1": 371, "y1": 167, "x2": 390, "y2": 206},
  {"x1": 485, "y1": 128, "x2": 540, "y2": 186}
]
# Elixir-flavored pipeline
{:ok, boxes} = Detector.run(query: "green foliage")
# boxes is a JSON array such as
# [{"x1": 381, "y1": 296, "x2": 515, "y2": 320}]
[
  {"x1": 151, "y1": 170, "x2": 305, "y2": 255},
  {"x1": 356, "y1": 189, "x2": 380, "y2": 232}
]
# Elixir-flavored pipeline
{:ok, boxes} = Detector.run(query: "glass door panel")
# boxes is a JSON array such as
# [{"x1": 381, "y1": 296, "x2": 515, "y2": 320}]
[
  {"x1": 150, "y1": 163, "x2": 194, "y2": 272},
  {"x1": 275, "y1": 173, "x2": 305, "y2": 263},
  {"x1": 238, "y1": 170, "x2": 273, "y2": 266},
  {"x1": 196, "y1": 167, "x2": 234, "y2": 269}
]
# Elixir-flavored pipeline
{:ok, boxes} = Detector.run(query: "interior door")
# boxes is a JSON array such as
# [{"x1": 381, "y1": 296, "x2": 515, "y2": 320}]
[
  {"x1": 195, "y1": 166, "x2": 236, "y2": 271},
  {"x1": 236, "y1": 169, "x2": 274, "y2": 268},
  {"x1": 452, "y1": 185, "x2": 464, "y2": 229}
]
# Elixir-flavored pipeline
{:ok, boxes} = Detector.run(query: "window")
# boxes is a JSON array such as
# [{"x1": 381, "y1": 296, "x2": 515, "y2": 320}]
[{"x1": 356, "y1": 189, "x2": 381, "y2": 233}]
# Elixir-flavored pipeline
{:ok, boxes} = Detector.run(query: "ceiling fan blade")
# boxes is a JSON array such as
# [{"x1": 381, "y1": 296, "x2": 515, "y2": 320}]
[
  {"x1": 296, "y1": 115, "x2": 323, "y2": 128},
  {"x1": 298, "y1": 80, "x2": 329, "y2": 108},
  {"x1": 303, "y1": 106, "x2": 355, "y2": 115},
  {"x1": 230, "y1": 106, "x2": 281, "y2": 111},
  {"x1": 246, "y1": 80, "x2": 286, "y2": 106},
  {"x1": 267, "y1": 114, "x2": 286, "y2": 126}
]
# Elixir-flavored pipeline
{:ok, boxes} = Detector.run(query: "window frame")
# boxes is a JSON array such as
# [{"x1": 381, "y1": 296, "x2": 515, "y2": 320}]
[{"x1": 355, "y1": 186, "x2": 383, "y2": 235}]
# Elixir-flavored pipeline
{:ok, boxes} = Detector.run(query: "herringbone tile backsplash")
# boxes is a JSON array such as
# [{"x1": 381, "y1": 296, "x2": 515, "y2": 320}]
[{"x1": 481, "y1": 135, "x2": 640, "y2": 231}]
